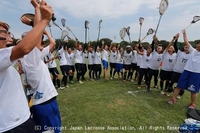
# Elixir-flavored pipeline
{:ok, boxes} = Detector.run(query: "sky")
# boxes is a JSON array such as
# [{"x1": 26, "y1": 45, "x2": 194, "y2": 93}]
[{"x1": 0, "y1": 0, "x2": 200, "y2": 43}]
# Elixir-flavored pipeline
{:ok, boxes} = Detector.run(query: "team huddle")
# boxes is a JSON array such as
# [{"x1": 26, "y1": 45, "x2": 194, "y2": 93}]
[{"x1": 1, "y1": 0, "x2": 200, "y2": 133}]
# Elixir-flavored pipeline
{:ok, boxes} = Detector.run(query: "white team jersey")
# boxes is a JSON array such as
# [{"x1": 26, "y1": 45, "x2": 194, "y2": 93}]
[
  {"x1": 173, "y1": 50, "x2": 190, "y2": 73},
  {"x1": 22, "y1": 47, "x2": 58, "y2": 105},
  {"x1": 116, "y1": 51, "x2": 123, "y2": 64},
  {"x1": 82, "y1": 52, "x2": 87, "y2": 64},
  {"x1": 65, "y1": 52, "x2": 74, "y2": 66},
  {"x1": 94, "y1": 51, "x2": 101, "y2": 64},
  {"x1": 101, "y1": 49, "x2": 108, "y2": 61},
  {"x1": 148, "y1": 50, "x2": 163, "y2": 70},
  {"x1": 41, "y1": 46, "x2": 50, "y2": 60},
  {"x1": 0, "y1": 47, "x2": 30, "y2": 132},
  {"x1": 140, "y1": 52, "x2": 152, "y2": 69},
  {"x1": 110, "y1": 50, "x2": 117, "y2": 63},
  {"x1": 58, "y1": 47, "x2": 67, "y2": 66},
  {"x1": 74, "y1": 49, "x2": 83, "y2": 63},
  {"x1": 88, "y1": 51, "x2": 94, "y2": 65},
  {"x1": 123, "y1": 51, "x2": 132, "y2": 65},
  {"x1": 161, "y1": 50, "x2": 177, "y2": 71},
  {"x1": 46, "y1": 53, "x2": 57, "y2": 68},
  {"x1": 131, "y1": 50, "x2": 137, "y2": 64},
  {"x1": 184, "y1": 46, "x2": 200, "y2": 73},
  {"x1": 136, "y1": 53, "x2": 142, "y2": 67}
]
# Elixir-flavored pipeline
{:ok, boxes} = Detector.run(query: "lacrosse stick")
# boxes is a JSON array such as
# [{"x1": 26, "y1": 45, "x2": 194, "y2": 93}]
[
  {"x1": 85, "y1": 20, "x2": 89, "y2": 44},
  {"x1": 141, "y1": 28, "x2": 155, "y2": 42},
  {"x1": 61, "y1": 18, "x2": 66, "y2": 27},
  {"x1": 119, "y1": 27, "x2": 127, "y2": 41},
  {"x1": 66, "y1": 26, "x2": 77, "y2": 39},
  {"x1": 139, "y1": 17, "x2": 144, "y2": 40},
  {"x1": 51, "y1": 30, "x2": 68, "y2": 63},
  {"x1": 154, "y1": 0, "x2": 169, "y2": 36},
  {"x1": 126, "y1": 26, "x2": 131, "y2": 43},
  {"x1": 97, "y1": 19, "x2": 103, "y2": 42},
  {"x1": 47, "y1": 23, "x2": 53, "y2": 37},
  {"x1": 179, "y1": 16, "x2": 200, "y2": 33}
]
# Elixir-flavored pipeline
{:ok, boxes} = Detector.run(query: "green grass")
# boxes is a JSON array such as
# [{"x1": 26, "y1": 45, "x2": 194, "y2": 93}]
[{"x1": 56, "y1": 66, "x2": 199, "y2": 133}]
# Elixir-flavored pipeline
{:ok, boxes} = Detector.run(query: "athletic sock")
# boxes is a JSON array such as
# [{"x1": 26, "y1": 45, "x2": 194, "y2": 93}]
[
  {"x1": 123, "y1": 72, "x2": 127, "y2": 80},
  {"x1": 57, "y1": 79, "x2": 61, "y2": 88},
  {"x1": 110, "y1": 70, "x2": 113, "y2": 78},
  {"x1": 53, "y1": 78, "x2": 56, "y2": 87},
  {"x1": 160, "y1": 81, "x2": 164, "y2": 90}
]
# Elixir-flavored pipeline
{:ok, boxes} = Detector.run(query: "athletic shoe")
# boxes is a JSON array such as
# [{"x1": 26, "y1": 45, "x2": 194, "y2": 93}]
[
  {"x1": 123, "y1": 80, "x2": 126, "y2": 83},
  {"x1": 113, "y1": 76, "x2": 116, "y2": 79},
  {"x1": 65, "y1": 85, "x2": 69, "y2": 88},
  {"x1": 154, "y1": 86, "x2": 158, "y2": 89},
  {"x1": 177, "y1": 95, "x2": 181, "y2": 99},
  {"x1": 70, "y1": 81, "x2": 74, "y2": 84},
  {"x1": 188, "y1": 103, "x2": 196, "y2": 109},
  {"x1": 58, "y1": 87, "x2": 65, "y2": 90},
  {"x1": 110, "y1": 77, "x2": 113, "y2": 80},
  {"x1": 168, "y1": 98, "x2": 175, "y2": 104},
  {"x1": 138, "y1": 86, "x2": 141, "y2": 89},
  {"x1": 160, "y1": 90, "x2": 165, "y2": 95},
  {"x1": 166, "y1": 92, "x2": 171, "y2": 97},
  {"x1": 79, "y1": 81, "x2": 83, "y2": 84},
  {"x1": 130, "y1": 79, "x2": 134, "y2": 82}
]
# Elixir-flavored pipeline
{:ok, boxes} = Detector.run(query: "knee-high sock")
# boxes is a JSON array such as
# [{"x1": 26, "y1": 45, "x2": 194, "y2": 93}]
[
  {"x1": 57, "y1": 79, "x2": 61, "y2": 88},
  {"x1": 160, "y1": 81, "x2": 164, "y2": 90}
]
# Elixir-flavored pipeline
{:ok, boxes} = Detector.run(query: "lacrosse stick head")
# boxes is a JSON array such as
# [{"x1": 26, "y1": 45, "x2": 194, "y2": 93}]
[
  {"x1": 139, "y1": 17, "x2": 144, "y2": 26},
  {"x1": 61, "y1": 30, "x2": 68, "y2": 41},
  {"x1": 61, "y1": 18, "x2": 66, "y2": 27},
  {"x1": 99, "y1": 19, "x2": 102, "y2": 25},
  {"x1": 147, "y1": 28, "x2": 155, "y2": 35},
  {"x1": 159, "y1": 0, "x2": 169, "y2": 15},
  {"x1": 191, "y1": 16, "x2": 200, "y2": 23},
  {"x1": 85, "y1": 20, "x2": 89, "y2": 29},
  {"x1": 119, "y1": 27, "x2": 127, "y2": 41},
  {"x1": 126, "y1": 26, "x2": 131, "y2": 36}
]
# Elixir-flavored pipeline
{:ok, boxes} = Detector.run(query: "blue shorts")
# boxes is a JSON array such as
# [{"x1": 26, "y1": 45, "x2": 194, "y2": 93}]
[
  {"x1": 32, "y1": 98, "x2": 61, "y2": 133},
  {"x1": 102, "y1": 60, "x2": 108, "y2": 69},
  {"x1": 116, "y1": 63, "x2": 123, "y2": 72},
  {"x1": 177, "y1": 70, "x2": 200, "y2": 93}
]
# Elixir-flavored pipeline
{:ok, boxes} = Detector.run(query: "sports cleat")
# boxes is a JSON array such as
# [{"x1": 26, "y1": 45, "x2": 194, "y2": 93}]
[
  {"x1": 166, "y1": 92, "x2": 171, "y2": 97},
  {"x1": 66, "y1": 85, "x2": 69, "y2": 88},
  {"x1": 154, "y1": 86, "x2": 158, "y2": 89},
  {"x1": 58, "y1": 87, "x2": 65, "y2": 90},
  {"x1": 130, "y1": 79, "x2": 134, "y2": 82},
  {"x1": 79, "y1": 81, "x2": 83, "y2": 84},
  {"x1": 177, "y1": 95, "x2": 181, "y2": 99},
  {"x1": 160, "y1": 90, "x2": 165, "y2": 95},
  {"x1": 138, "y1": 86, "x2": 141, "y2": 89},
  {"x1": 70, "y1": 81, "x2": 74, "y2": 84},
  {"x1": 168, "y1": 98, "x2": 175, "y2": 104},
  {"x1": 188, "y1": 103, "x2": 196, "y2": 109},
  {"x1": 110, "y1": 77, "x2": 113, "y2": 80}
]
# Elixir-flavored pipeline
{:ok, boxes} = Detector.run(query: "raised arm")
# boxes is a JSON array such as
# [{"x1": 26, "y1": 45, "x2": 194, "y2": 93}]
[
  {"x1": 165, "y1": 36, "x2": 177, "y2": 51},
  {"x1": 43, "y1": 30, "x2": 56, "y2": 52},
  {"x1": 173, "y1": 33, "x2": 179, "y2": 53},
  {"x1": 182, "y1": 29, "x2": 191, "y2": 49},
  {"x1": 10, "y1": 0, "x2": 53, "y2": 61}
]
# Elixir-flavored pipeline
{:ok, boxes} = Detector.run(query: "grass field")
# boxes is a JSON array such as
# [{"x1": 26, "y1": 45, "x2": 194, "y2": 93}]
[{"x1": 55, "y1": 65, "x2": 200, "y2": 133}]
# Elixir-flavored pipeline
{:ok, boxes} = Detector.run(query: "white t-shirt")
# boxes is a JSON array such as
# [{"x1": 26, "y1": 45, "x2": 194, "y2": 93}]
[
  {"x1": 131, "y1": 50, "x2": 137, "y2": 64},
  {"x1": 46, "y1": 53, "x2": 57, "y2": 68},
  {"x1": 184, "y1": 46, "x2": 200, "y2": 73},
  {"x1": 82, "y1": 52, "x2": 87, "y2": 64},
  {"x1": 58, "y1": 47, "x2": 67, "y2": 66},
  {"x1": 161, "y1": 50, "x2": 177, "y2": 71},
  {"x1": 139, "y1": 52, "x2": 152, "y2": 69},
  {"x1": 0, "y1": 47, "x2": 30, "y2": 132},
  {"x1": 116, "y1": 51, "x2": 123, "y2": 64},
  {"x1": 65, "y1": 52, "x2": 74, "y2": 66},
  {"x1": 110, "y1": 50, "x2": 117, "y2": 63},
  {"x1": 148, "y1": 50, "x2": 163, "y2": 70},
  {"x1": 102, "y1": 49, "x2": 108, "y2": 61},
  {"x1": 173, "y1": 50, "x2": 190, "y2": 73},
  {"x1": 136, "y1": 53, "x2": 142, "y2": 67},
  {"x1": 74, "y1": 49, "x2": 83, "y2": 64},
  {"x1": 88, "y1": 51, "x2": 94, "y2": 65},
  {"x1": 22, "y1": 47, "x2": 58, "y2": 105},
  {"x1": 123, "y1": 51, "x2": 132, "y2": 65},
  {"x1": 94, "y1": 51, "x2": 101, "y2": 64}
]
